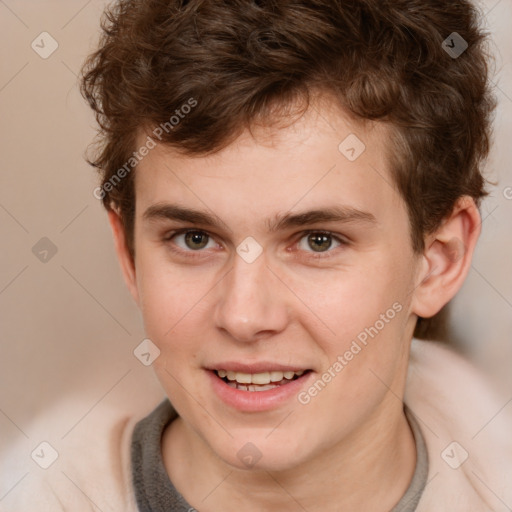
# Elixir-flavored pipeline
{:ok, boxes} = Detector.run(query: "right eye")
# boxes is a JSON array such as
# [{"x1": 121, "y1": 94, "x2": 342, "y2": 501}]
[
  {"x1": 163, "y1": 229, "x2": 220, "y2": 257},
  {"x1": 166, "y1": 230, "x2": 213, "y2": 251}
]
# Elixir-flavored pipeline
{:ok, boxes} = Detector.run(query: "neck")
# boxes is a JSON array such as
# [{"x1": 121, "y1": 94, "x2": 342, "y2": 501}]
[{"x1": 162, "y1": 395, "x2": 416, "y2": 512}]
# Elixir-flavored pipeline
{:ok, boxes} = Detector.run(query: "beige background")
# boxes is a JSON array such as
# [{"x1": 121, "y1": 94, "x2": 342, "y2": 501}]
[{"x1": 0, "y1": 0, "x2": 511, "y2": 505}]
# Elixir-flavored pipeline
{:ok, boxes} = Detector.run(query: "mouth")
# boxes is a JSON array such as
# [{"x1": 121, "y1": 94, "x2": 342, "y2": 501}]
[{"x1": 212, "y1": 369, "x2": 312, "y2": 392}]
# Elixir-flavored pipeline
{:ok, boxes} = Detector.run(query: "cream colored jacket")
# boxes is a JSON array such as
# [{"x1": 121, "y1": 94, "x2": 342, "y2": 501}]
[{"x1": 3, "y1": 338, "x2": 512, "y2": 511}]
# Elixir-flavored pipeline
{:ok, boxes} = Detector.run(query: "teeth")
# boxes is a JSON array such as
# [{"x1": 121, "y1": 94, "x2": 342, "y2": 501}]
[
  {"x1": 252, "y1": 372, "x2": 271, "y2": 385},
  {"x1": 226, "y1": 381, "x2": 280, "y2": 392},
  {"x1": 233, "y1": 372, "x2": 252, "y2": 384},
  {"x1": 217, "y1": 369, "x2": 305, "y2": 385}
]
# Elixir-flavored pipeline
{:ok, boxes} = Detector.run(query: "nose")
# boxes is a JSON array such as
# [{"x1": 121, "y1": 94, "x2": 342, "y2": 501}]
[{"x1": 213, "y1": 252, "x2": 290, "y2": 343}]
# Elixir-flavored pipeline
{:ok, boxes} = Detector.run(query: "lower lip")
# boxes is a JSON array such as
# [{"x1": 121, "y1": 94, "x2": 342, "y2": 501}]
[{"x1": 206, "y1": 370, "x2": 313, "y2": 412}]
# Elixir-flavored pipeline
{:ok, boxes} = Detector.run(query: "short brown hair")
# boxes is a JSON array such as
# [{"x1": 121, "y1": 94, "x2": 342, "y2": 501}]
[{"x1": 80, "y1": 0, "x2": 496, "y2": 341}]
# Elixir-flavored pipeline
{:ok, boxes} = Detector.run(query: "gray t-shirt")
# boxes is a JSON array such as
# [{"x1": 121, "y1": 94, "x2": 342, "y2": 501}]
[{"x1": 131, "y1": 399, "x2": 428, "y2": 511}]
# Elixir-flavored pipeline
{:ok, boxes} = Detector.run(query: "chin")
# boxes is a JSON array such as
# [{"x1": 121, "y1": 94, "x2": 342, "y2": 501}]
[{"x1": 213, "y1": 435, "x2": 308, "y2": 473}]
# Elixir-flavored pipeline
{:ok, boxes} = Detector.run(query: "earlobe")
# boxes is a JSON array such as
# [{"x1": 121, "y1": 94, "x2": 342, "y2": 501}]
[
  {"x1": 107, "y1": 209, "x2": 140, "y2": 306},
  {"x1": 411, "y1": 196, "x2": 481, "y2": 319}
]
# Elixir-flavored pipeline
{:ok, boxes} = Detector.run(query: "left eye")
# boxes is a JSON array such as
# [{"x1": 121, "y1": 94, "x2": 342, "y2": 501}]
[{"x1": 296, "y1": 231, "x2": 343, "y2": 254}]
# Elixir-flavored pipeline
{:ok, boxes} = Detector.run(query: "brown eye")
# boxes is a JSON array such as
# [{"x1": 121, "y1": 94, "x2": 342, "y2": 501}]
[
  {"x1": 296, "y1": 231, "x2": 345, "y2": 256},
  {"x1": 166, "y1": 230, "x2": 217, "y2": 254},
  {"x1": 183, "y1": 231, "x2": 210, "y2": 250},
  {"x1": 307, "y1": 233, "x2": 333, "y2": 252}
]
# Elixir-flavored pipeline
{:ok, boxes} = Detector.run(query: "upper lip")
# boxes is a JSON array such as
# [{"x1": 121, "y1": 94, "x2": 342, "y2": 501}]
[{"x1": 205, "y1": 362, "x2": 310, "y2": 373}]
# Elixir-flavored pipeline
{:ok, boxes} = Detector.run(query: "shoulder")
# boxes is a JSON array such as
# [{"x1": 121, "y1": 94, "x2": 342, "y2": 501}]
[
  {"x1": 406, "y1": 338, "x2": 512, "y2": 511},
  {"x1": 1, "y1": 374, "x2": 166, "y2": 511}
]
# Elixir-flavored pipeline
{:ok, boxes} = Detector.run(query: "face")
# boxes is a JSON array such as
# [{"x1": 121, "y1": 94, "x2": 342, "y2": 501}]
[{"x1": 126, "y1": 100, "x2": 422, "y2": 472}]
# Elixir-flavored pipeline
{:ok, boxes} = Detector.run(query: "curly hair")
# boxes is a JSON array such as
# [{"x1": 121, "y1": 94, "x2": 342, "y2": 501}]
[{"x1": 80, "y1": 0, "x2": 496, "y2": 341}]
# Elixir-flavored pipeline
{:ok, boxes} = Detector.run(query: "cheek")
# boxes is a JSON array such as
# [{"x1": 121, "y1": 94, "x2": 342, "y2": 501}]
[
  {"x1": 290, "y1": 258, "x2": 403, "y2": 336},
  {"x1": 291, "y1": 254, "x2": 413, "y2": 381},
  {"x1": 135, "y1": 252, "x2": 210, "y2": 355}
]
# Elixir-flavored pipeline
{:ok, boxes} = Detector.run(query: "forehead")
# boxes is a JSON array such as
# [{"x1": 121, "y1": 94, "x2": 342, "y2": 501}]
[{"x1": 133, "y1": 99, "x2": 404, "y2": 233}]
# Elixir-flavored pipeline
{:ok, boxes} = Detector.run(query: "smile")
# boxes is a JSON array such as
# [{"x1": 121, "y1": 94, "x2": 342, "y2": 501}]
[
  {"x1": 215, "y1": 369, "x2": 307, "y2": 391},
  {"x1": 207, "y1": 367, "x2": 314, "y2": 411}
]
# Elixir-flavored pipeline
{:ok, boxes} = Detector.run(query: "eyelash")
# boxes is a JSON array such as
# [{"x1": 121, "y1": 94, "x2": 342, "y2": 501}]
[{"x1": 162, "y1": 228, "x2": 348, "y2": 261}]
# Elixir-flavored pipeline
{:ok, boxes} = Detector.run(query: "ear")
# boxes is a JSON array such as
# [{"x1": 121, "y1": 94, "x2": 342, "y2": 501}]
[
  {"x1": 411, "y1": 195, "x2": 481, "y2": 319},
  {"x1": 107, "y1": 209, "x2": 140, "y2": 306}
]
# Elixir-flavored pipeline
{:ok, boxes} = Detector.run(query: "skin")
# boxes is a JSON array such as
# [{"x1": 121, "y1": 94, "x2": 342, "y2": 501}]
[{"x1": 108, "y1": 95, "x2": 481, "y2": 511}]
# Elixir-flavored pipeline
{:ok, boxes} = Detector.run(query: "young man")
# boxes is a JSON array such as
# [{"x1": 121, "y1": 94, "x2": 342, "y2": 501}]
[{"x1": 18, "y1": 0, "x2": 511, "y2": 510}]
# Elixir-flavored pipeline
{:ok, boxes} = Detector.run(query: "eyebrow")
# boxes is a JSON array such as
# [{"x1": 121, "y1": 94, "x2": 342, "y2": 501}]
[{"x1": 142, "y1": 203, "x2": 377, "y2": 233}]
